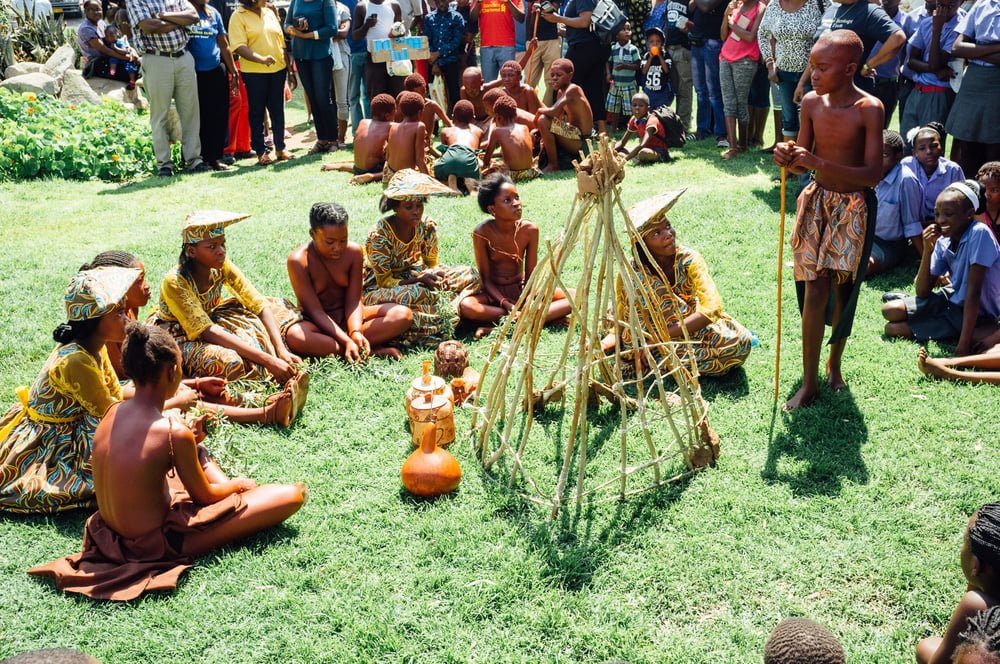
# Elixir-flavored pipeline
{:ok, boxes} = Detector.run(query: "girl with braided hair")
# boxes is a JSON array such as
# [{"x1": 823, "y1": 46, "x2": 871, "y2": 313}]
[
  {"x1": 954, "y1": 606, "x2": 1000, "y2": 664},
  {"x1": 917, "y1": 503, "x2": 1000, "y2": 664}
]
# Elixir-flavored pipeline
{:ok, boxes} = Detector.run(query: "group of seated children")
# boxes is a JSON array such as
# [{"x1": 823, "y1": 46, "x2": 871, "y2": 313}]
[{"x1": 322, "y1": 58, "x2": 602, "y2": 186}]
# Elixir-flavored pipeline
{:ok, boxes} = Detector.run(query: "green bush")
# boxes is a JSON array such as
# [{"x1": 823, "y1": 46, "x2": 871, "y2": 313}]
[{"x1": 0, "y1": 88, "x2": 155, "y2": 181}]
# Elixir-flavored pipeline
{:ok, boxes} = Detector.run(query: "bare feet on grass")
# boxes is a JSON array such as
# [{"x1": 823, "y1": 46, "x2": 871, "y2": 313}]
[
  {"x1": 349, "y1": 173, "x2": 380, "y2": 185},
  {"x1": 826, "y1": 360, "x2": 847, "y2": 392},
  {"x1": 917, "y1": 346, "x2": 951, "y2": 380},
  {"x1": 371, "y1": 346, "x2": 403, "y2": 360},
  {"x1": 475, "y1": 326, "x2": 494, "y2": 340},
  {"x1": 784, "y1": 384, "x2": 819, "y2": 411}
]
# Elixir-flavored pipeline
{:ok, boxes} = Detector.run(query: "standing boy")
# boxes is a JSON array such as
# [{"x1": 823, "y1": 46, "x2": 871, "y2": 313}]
[
  {"x1": 641, "y1": 26, "x2": 673, "y2": 110},
  {"x1": 773, "y1": 30, "x2": 884, "y2": 410},
  {"x1": 606, "y1": 22, "x2": 641, "y2": 132}
]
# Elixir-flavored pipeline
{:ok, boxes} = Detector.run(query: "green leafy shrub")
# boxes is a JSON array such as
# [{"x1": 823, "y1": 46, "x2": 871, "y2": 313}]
[
  {"x1": 0, "y1": 88, "x2": 155, "y2": 181},
  {"x1": 0, "y1": 1, "x2": 74, "y2": 73}
]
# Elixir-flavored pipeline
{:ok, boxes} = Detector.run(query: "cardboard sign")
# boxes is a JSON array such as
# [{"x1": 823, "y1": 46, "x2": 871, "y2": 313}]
[{"x1": 369, "y1": 35, "x2": 430, "y2": 62}]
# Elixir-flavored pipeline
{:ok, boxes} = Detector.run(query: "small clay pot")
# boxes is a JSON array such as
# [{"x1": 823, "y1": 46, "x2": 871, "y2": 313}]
[
  {"x1": 401, "y1": 423, "x2": 462, "y2": 497},
  {"x1": 434, "y1": 340, "x2": 468, "y2": 379}
]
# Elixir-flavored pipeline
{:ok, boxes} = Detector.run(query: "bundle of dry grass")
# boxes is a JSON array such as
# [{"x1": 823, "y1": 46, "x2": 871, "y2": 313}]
[{"x1": 469, "y1": 136, "x2": 719, "y2": 518}]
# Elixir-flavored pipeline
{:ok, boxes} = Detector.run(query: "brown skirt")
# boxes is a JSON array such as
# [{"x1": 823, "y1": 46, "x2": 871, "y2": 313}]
[{"x1": 28, "y1": 480, "x2": 245, "y2": 601}]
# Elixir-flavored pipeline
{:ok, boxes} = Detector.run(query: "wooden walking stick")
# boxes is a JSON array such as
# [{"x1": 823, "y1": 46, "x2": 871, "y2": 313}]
[
  {"x1": 774, "y1": 165, "x2": 787, "y2": 402},
  {"x1": 524, "y1": 6, "x2": 542, "y2": 90}
]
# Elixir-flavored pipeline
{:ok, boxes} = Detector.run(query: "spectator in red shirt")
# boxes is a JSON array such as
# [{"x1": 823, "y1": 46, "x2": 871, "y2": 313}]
[{"x1": 472, "y1": 0, "x2": 524, "y2": 82}]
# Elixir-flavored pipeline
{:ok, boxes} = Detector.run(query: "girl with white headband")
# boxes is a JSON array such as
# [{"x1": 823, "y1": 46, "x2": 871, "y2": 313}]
[{"x1": 882, "y1": 179, "x2": 1000, "y2": 356}]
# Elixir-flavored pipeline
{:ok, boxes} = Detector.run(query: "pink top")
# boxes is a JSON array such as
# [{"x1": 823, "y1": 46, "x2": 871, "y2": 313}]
[{"x1": 720, "y1": 1, "x2": 762, "y2": 63}]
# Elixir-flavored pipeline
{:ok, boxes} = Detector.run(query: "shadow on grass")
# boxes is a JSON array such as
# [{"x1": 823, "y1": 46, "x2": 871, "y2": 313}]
[
  {"x1": 700, "y1": 367, "x2": 750, "y2": 400},
  {"x1": 761, "y1": 379, "x2": 869, "y2": 496}
]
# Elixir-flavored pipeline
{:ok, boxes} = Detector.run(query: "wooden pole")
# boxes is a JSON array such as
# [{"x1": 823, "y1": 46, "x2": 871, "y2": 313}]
[
  {"x1": 774, "y1": 166, "x2": 787, "y2": 403},
  {"x1": 524, "y1": 7, "x2": 541, "y2": 91}
]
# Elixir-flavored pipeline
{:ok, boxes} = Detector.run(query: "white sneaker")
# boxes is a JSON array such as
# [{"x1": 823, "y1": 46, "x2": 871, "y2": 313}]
[{"x1": 716, "y1": 138, "x2": 730, "y2": 148}]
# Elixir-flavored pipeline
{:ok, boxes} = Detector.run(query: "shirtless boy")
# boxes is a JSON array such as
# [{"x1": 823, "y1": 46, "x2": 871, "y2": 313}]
[
  {"x1": 29, "y1": 323, "x2": 306, "y2": 601},
  {"x1": 434, "y1": 99, "x2": 484, "y2": 193},
  {"x1": 460, "y1": 66, "x2": 490, "y2": 130},
  {"x1": 535, "y1": 58, "x2": 594, "y2": 174},
  {"x1": 287, "y1": 202, "x2": 413, "y2": 360},
  {"x1": 402, "y1": 72, "x2": 452, "y2": 148},
  {"x1": 773, "y1": 30, "x2": 884, "y2": 410},
  {"x1": 385, "y1": 91, "x2": 430, "y2": 180},
  {"x1": 484, "y1": 60, "x2": 542, "y2": 114},
  {"x1": 465, "y1": 173, "x2": 572, "y2": 337},
  {"x1": 321, "y1": 93, "x2": 396, "y2": 185},
  {"x1": 482, "y1": 95, "x2": 540, "y2": 181}
]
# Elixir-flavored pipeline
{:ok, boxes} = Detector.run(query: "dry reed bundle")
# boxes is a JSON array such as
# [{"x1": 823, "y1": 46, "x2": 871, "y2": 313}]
[{"x1": 469, "y1": 136, "x2": 719, "y2": 518}]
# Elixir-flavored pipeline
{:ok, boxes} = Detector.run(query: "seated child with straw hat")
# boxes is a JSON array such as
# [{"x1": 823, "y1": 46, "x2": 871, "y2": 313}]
[
  {"x1": 600, "y1": 190, "x2": 753, "y2": 376},
  {"x1": 362, "y1": 170, "x2": 481, "y2": 347},
  {"x1": 29, "y1": 322, "x2": 306, "y2": 601},
  {"x1": 466, "y1": 173, "x2": 572, "y2": 338}
]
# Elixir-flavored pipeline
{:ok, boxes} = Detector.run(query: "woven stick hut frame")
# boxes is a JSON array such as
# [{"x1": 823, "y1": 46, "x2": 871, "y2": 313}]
[{"x1": 469, "y1": 136, "x2": 719, "y2": 518}]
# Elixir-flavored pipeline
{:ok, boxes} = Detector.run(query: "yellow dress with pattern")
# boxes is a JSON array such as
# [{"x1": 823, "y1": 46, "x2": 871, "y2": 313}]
[
  {"x1": 616, "y1": 246, "x2": 753, "y2": 376},
  {"x1": 362, "y1": 216, "x2": 480, "y2": 347},
  {"x1": 147, "y1": 259, "x2": 300, "y2": 381},
  {"x1": 0, "y1": 344, "x2": 121, "y2": 514}
]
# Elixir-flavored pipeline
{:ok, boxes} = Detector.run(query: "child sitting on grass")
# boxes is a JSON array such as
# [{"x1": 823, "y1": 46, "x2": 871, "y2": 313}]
[
  {"x1": 535, "y1": 59, "x2": 594, "y2": 173},
  {"x1": 402, "y1": 73, "x2": 452, "y2": 148},
  {"x1": 28, "y1": 322, "x2": 306, "y2": 601},
  {"x1": 614, "y1": 92, "x2": 672, "y2": 164},
  {"x1": 287, "y1": 202, "x2": 414, "y2": 361},
  {"x1": 321, "y1": 93, "x2": 396, "y2": 185},
  {"x1": 483, "y1": 60, "x2": 541, "y2": 114},
  {"x1": 869, "y1": 129, "x2": 923, "y2": 276},
  {"x1": 384, "y1": 91, "x2": 430, "y2": 183},
  {"x1": 916, "y1": 503, "x2": 1000, "y2": 664},
  {"x1": 433, "y1": 100, "x2": 484, "y2": 193},
  {"x1": 978, "y1": 162, "x2": 1000, "y2": 241},
  {"x1": 466, "y1": 173, "x2": 572, "y2": 337},
  {"x1": 605, "y1": 22, "x2": 640, "y2": 133},
  {"x1": 460, "y1": 66, "x2": 490, "y2": 130},
  {"x1": 882, "y1": 180, "x2": 1000, "y2": 355},
  {"x1": 482, "y1": 95, "x2": 540, "y2": 181},
  {"x1": 903, "y1": 124, "x2": 966, "y2": 249}
]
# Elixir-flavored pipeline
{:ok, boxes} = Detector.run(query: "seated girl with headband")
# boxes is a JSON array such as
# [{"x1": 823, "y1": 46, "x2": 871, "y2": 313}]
[{"x1": 882, "y1": 180, "x2": 1000, "y2": 356}]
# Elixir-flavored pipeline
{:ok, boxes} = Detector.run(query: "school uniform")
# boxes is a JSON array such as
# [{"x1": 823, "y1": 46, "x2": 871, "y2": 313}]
[
  {"x1": 873, "y1": 161, "x2": 922, "y2": 269},
  {"x1": 900, "y1": 10, "x2": 965, "y2": 143},
  {"x1": 901, "y1": 155, "x2": 965, "y2": 225}
]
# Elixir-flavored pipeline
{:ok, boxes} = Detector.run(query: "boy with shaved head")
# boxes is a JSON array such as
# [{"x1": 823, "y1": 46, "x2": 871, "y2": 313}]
[
  {"x1": 535, "y1": 58, "x2": 594, "y2": 173},
  {"x1": 773, "y1": 29, "x2": 884, "y2": 410}
]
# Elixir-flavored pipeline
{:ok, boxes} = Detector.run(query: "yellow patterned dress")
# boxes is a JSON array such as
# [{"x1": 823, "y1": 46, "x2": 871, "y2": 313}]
[
  {"x1": 362, "y1": 216, "x2": 480, "y2": 347},
  {"x1": 0, "y1": 344, "x2": 121, "y2": 514},
  {"x1": 616, "y1": 246, "x2": 753, "y2": 376},
  {"x1": 147, "y1": 259, "x2": 301, "y2": 380}
]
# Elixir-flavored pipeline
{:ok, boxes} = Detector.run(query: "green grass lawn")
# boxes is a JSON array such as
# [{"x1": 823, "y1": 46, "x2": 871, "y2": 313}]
[{"x1": 1, "y1": 112, "x2": 998, "y2": 663}]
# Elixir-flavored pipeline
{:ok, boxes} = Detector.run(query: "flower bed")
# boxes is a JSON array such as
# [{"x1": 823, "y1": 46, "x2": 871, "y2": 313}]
[{"x1": 0, "y1": 88, "x2": 155, "y2": 181}]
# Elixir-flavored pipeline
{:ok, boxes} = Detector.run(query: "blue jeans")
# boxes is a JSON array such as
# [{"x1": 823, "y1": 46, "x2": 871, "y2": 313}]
[
  {"x1": 691, "y1": 39, "x2": 725, "y2": 137},
  {"x1": 349, "y1": 50, "x2": 369, "y2": 133},
  {"x1": 481, "y1": 45, "x2": 516, "y2": 82},
  {"x1": 776, "y1": 69, "x2": 802, "y2": 137},
  {"x1": 296, "y1": 56, "x2": 336, "y2": 142}
]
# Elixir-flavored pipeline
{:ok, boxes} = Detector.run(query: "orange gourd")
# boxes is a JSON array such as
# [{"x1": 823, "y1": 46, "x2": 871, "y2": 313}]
[{"x1": 401, "y1": 423, "x2": 462, "y2": 497}]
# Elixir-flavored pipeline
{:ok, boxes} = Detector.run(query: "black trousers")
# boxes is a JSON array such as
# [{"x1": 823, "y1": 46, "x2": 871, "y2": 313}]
[
  {"x1": 242, "y1": 69, "x2": 287, "y2": 155},
  {"x1": 874, "y1": 76, "x2": 899, "y2": 130},
  {"x1": 364, "y1": 55, "x2": 405, "y2": 100},
  {"x1": 566, "y1": 41, "x2": 610, "y2": 123},
  {"x1": 430, "y1": 60, "x2": 463, "y2": 114},
  {"x1": 197, "y1": 65, "x2": 230, "y2": 163}
]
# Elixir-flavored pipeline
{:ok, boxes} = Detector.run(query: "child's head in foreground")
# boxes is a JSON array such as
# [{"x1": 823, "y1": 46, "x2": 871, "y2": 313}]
[
  {"x1": 962, "y1": 502, "x2": 1000, "y2": 589},
  {"x1": 808, "y1": 30, "x2": 863, "y2": 95},
  {"x1": 309, "y1": 202, "x2": 350, "y2": 260},
  {"x1": 977, "y1": 162, "x2": 1000, "y2": 214},
  {"x1": 644, "y1": 26, "x2": 664, "y2": 52},
  {"x1": 477, "y1": 172, "x2": 521, "y2": 220},
  {"x1": 370, "y1": 93, "x2": 396, "y2": 121},
  {"x1": 397, "y1": 91, "x2": 424, "y2": 120},
  {"x1": 910, "y1": 123, "x2": 946, "y2": 174},
  {"x1": 103, "y1": 24, "x2": 120, "y2": 44},
  {"x1": 616, "y1": 21, "x2": 632, "y2": 45},
  {"x1": 452, "y1": 99, "x2": 475, "y2": 125},
  {"x1": 935, "y1": 179, "x2": 986, "y2": 241},
  {"x1": 549, "y1": 58, "x2": 574, "y2": 90},
  {"x1": 954, "y1": 606, "x2": 1000, "y2": 664},
  {"x1": 631, "y1": 91, "x2": 650, "y2": 119},
  {"x1": 482, "y1": 88, "x2": 506, "y2": 117},
  {"x1": 499, "y1": 60, "x2": 523, "y2": 88},
  {"x1": 403, "y1": 72, "x2": 427, "y2": 96},
  {"x1": 121, "y1": 321, "x2": 181, "y2": 388},
  {"x1": 492, "y1": 94, "x2": 518, "y2": 124},
  {"x1": 882, "y1": 129, "x2": 904, "y2": 177},
  {"x1": 763, "y1": 618, "x2": 845, "y2": 664}
]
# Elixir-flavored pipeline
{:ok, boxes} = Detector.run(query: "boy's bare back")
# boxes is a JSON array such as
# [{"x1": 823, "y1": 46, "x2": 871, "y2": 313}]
[
  {"x1": 387, "y1": 120, "x2": 429, "y2": 173},
  {"x1": 461, "y1": 86, "x2": 488, "y2": 121},
  {"x1": 492, "y1": 124, "x2": 534, "y2": 171},
  {"x1": 353, "y1": 119, "x2": 392, "y2": 172},
  {"x1": 441, "y1": 124, "x2": 483, "y2": 149}
]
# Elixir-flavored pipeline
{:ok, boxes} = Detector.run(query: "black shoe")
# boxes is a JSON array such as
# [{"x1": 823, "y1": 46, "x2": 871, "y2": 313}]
[
  {"x1": 221, "y1": 153, "x2": 235, "y2": 165},
  {"x1": 882, "y1": 291, "x2": 907, "y2": 303},
  {"x1": 234, "y1": 151, "x2": 256, "y2": 160},
  {"x1": 187, "y1": 161, "x2": 212, "y2": 173},
  {"x1": 156, "y1": 165, "x2": 174, "y2": 177}
]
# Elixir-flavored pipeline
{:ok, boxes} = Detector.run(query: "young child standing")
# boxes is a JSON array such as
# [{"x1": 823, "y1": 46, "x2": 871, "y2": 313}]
[
  {"x1": 320, "y1": 93, "x2": 397, "y2": 185},
  {"x1": 385, "y1": 91, "x2": 430, "y2": 182},
  {"x1": 640, "y1": 26, "x2": 673, "y2": 113},
  {"x1": 903, "y1": 123, "x2": 966, "y2": 244},
  {"x1": 606, "y1": 22, "x2": 641, "y2": 133},
  {"x1": 977, "y1": 162, "x2": 1000, "y2": 242},
  {"x1": 869, "y1": 129, "x2": 923, "y2": 275},
  {"x1": 482, "y1": 95, "x2": 539, "y2": 181},
  {"x1": 773, "y1": 30, "x2": 884, "y2": 410},
  {"x1": 287, "y1": 202, "x2": 414, "y2": 361},
  {"x1": 614, "y1": 91, "x2": 672, "y2": 164},
  {"x1": 915, "y1": 503, "x2": 1000, "y2": 664},
  {"x1": 466, "y1": 173, "x2": 572, "y2": 337},
  {"x1": 882, "y1": 180, "x2": 1000, "y2": 355}
]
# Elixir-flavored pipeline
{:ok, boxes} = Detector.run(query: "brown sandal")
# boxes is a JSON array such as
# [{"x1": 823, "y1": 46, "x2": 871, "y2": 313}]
[{"x1": 257, "y1": 153, "x2": 274, "y2": 166}]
